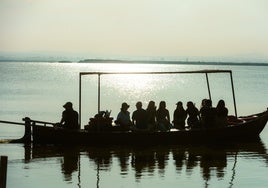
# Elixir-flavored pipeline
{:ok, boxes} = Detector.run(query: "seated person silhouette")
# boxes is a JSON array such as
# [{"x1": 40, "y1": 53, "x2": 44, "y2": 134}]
[
  {"x1": 132, "y1": 101, "x2": 148, "y2": 130},
  {"x1": 115, "y1": 102, "x2": 132, "y2": 130},
  {"x1": 186, "y1": 101, "x2": 200, "y2": 129},
  {"x1": 156, "y1": 101, "x2": 171, "y2": 131},
  {"x1": 60, "y1": 102, "x2": 79, "y2": 130},
  {"x1": 200, "y1": 99, "x2": 216, "y2": 128},
  {"x1": 216, "y1": 99, "x2": 228, "y2": 127},
  {"x1": 173, "y1": 101, "x2": 187, "y2": 130}
]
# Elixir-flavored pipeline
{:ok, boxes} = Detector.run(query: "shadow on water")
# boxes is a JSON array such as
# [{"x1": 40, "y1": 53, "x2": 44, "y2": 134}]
[{"x1": 23, "y1": 139, "x2": 268, "y2": 188}]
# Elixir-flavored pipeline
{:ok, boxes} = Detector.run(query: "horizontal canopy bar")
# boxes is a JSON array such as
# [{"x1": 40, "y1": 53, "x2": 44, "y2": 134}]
[
  {"x1": 80, "y1": 69, "x2": 232, "y2": 76},
  {"x1": 0, "y1": 119, "x2": 55, "y2": 126}
]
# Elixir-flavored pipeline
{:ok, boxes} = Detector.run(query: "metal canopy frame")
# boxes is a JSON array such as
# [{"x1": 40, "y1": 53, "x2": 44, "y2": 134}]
[{"x1": 78, "y1": 70, "x2": 237, "y2": 128}]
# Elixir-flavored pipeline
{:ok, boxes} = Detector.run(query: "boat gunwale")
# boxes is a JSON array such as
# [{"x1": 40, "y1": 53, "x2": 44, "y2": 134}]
[{"x1": 33, "y1": 109, "x2": 268, "y2": 132}]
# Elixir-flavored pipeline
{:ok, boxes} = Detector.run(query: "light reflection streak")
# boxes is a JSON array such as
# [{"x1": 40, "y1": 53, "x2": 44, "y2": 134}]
[{"x1": 102, "y1": 75, "x2": 161, "y2": 97}]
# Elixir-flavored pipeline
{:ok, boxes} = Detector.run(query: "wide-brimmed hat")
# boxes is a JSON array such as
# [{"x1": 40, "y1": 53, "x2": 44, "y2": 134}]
[
  {"x1": 63, "y1": 102, "x2": 73, "y2": 109},
  {"x1": 121, "y1": 102, "x2": 130, "y2": 109}
]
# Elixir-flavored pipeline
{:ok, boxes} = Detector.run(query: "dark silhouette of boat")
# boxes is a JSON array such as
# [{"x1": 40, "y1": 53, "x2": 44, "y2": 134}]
[
  {"x1": 1, "y1": 70, "x2": 268, "y2": 144},
  {"x1": 16, "y1": 110, "x2": 268, "y2": 144}
]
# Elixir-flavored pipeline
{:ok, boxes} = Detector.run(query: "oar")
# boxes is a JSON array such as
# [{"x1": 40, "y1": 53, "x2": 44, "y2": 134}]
[
  {"x1": 0, "y1": 118, "x2": 55, "y2": 127},
  {"x1": 21, "y1": 118, "x2": 55, "y2": 126},
  {"x1": 0, "y1": 120, "x2": 26, "y2": 143},
  {"x1": 0, "y1": 118, "x2": 33, "y2": 143},
  {"x1": 0, "y1": 120, "x2": 25, "y2": 126}
]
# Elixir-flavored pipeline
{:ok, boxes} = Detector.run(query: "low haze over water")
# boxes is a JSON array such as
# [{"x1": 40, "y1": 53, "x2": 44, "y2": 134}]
[{"x1": 0, "y1": 62, "x2": 267, "y2": 188}]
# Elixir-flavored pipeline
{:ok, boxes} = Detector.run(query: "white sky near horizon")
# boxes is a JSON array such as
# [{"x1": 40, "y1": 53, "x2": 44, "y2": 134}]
[{"x1": 0, "y1": 0, "x2": 268, "y2": 61}]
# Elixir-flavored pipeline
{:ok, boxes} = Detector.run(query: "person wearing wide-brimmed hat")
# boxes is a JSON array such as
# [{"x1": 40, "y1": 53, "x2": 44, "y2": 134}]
[
  {"x1": 115, "y1": 102, "x2": 132, "y2": 130},
  {"x1": 60, "y1": 102, "x2": 79, "y2": 130}
]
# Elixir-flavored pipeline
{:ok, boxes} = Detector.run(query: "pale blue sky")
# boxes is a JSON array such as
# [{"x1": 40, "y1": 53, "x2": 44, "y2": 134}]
[{"x1": 0, "y1": 0, "x2": 268, "y2": 61}]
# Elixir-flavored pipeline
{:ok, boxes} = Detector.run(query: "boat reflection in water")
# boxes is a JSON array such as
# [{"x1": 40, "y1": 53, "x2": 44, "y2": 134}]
[
  {"x1": 60, "y1": 147, "x2": 80, "y2": 182},
  {"x1": 24, "y1": 140, "x2": 268, "y2": 187}
]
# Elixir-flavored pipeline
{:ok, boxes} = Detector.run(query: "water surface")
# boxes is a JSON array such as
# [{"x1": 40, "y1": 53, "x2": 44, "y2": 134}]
[{"x1": 0, "y1": 62, "x2": 267, "y2": 187}]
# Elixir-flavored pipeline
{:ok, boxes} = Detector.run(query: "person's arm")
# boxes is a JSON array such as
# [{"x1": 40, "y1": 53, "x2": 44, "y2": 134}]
[
  {"x1": 60, "y1": 111, "x2": 65, "y2": 124},
  {"x1": 197, "y1": 108, "x2": 201, "y2": 120},
  {"x1": 173, "y1": 110, "x2": 176, "y2": 123},
  {"x1": 166, "y1": 110, "x2": 170, "y2": 123},
  {"x1": 115, "y1": 112, "x2": 121, "y2": 124},
  {"x1": 156, "y1": 110, "x2": 160, "y2": 122},
  {"x1": 132, "y1": 111, "x2": 136, "y2": 125}
]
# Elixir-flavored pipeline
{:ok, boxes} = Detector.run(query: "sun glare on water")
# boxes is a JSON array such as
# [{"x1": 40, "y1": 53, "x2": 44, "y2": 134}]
[
  {"x1": 79, "y1": 63, "x2": 196, "y2": 105},
  {"x1": 96, "y1": 64, "x2": 164, "y2": 100},
  {"x1": 79, "y1": 63, "x2": 170, "y2": 119}
]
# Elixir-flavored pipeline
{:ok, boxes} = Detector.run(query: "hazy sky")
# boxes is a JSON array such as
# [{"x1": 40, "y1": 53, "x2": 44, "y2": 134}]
[{"x1": 0, "y1": 0, "x2": 268, "y2": 61}]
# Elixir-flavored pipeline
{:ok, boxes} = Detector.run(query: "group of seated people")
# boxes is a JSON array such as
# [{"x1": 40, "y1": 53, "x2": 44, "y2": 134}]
[
  {"x1": 115, "y1": 99, "x2": 228, "y2": 131},
  {"x1": 58, "y1": 99, "x2": 228, "y2": 132}
]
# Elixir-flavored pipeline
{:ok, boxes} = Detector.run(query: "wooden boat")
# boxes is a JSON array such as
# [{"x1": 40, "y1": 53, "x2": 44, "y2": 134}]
[
  {"x1": 13, "y1": 110, "x2": 268, "y2": 145},
  {"x1": 1, "y1": 70, "x2": 268, "y2": 145}
]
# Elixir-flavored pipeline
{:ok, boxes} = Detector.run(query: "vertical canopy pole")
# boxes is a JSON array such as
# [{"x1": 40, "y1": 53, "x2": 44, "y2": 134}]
[
  {"x1": 205, "y1": 73, "x2": 212, "y2": 100},
  {"x1": 98, "y1": 74, "x2": 101, "y2": 113},
  {"x1": 79, "y1": 73, "x2": 82, "y2": 129},
  {"x1": 230, "y1": 72, "x2": 238, "y2": 117}
]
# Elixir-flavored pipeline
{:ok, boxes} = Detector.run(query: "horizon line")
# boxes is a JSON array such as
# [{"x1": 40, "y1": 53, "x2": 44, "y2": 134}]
[{"x1": 0, "y1": 58, "x2": 267, "y2": 66}]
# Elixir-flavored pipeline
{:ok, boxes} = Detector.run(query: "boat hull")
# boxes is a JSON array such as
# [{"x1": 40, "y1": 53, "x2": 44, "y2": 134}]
[{"x1": 31, "y1": 111, "x2": 268, "y2": 145}]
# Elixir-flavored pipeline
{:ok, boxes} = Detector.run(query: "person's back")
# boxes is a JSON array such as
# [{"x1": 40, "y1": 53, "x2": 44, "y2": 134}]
[
  {"x1": 146, "y1": 101, "x2": 157, "y2": 131},
  {"x1": 200, "y1": 99, "x2": 216, "y2": 128},
  {"x1": 116, "y1": 102, "x2": 132, "y2": 130},
  {"x1": 61, "y1": 102, "x2": 79, "y2": 130},
  {"x1": 133, "y1": 108, "x2": 147, "y2": 129},
  {"x1": 200, "y1": 105, "x2": 209, "y2": 126},
  {"x1": 156, "y1": 108, "x2": 169, "y2": 122},
  {"x1": 216, "y1": 100, "x2": 228, "y2": 118},
  {"x1": 156, "y1": 101, "x2": 171, "y2": 131},
  {"x1": 62, "y1": 109, "x2": 79, "y2": 130},
  {"x1": 173, "y1": 101, "x2": 187, "y2": 129},
  {"x1": 186, "y1": 101, "x2": 200, "y2": 129},
  {"x1": 217, "y1": 107, "x2": 228, "y2": 117},
  {"x1": 146, "y1": 101, "x2": 156, "y2": 124},
  {"x1": 216, "y1": 100, "x2": 228, "y2": 127},
  {"x1": 132, "y1": 102, "x2": 148, "y2": 129},
  {"x1": 204, "y1": 107, "x2": 217, "y2": 128}
]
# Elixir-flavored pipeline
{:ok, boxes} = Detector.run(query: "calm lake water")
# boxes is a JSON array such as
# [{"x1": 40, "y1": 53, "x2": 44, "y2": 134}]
[{"x1": 0, "y1": 62, "x2": 268, "y2": 188}]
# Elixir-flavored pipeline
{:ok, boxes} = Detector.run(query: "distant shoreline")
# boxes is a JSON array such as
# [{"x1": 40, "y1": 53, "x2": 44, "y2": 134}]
[
  {"x1": 78, "y1": 59, "x2": 268, "y2": 66},
  {"x1": 0, "y1": 59, "x2": 268, "y2": 66}
]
